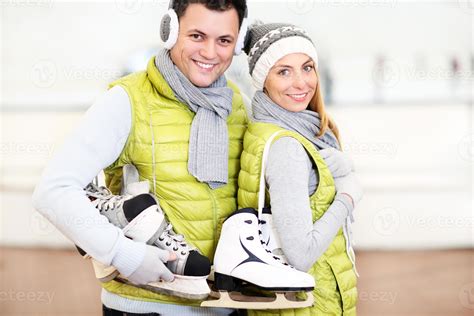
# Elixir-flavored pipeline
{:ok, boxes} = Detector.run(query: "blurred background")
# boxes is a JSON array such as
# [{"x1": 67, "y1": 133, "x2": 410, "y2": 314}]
[{"x1": 1, "y1": 0, "x2": 473, "y2": 315}]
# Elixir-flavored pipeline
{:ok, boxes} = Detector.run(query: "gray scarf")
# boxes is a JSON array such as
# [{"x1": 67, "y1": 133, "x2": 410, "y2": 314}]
[
  {"x1": 252, "y1": 91, "x2": 340, "y2": 150},
  {"x1": 155, "y1": 49, "x2": 234, "y2": 189}
]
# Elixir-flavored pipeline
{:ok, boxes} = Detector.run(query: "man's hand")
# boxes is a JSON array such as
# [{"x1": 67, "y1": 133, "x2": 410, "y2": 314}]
[
  {"x1": 127, "y1": 245, "x2": 176, "y2": 285},
  {"x1": 320, "y1": 148, "x2": 354, "y2": 178}
]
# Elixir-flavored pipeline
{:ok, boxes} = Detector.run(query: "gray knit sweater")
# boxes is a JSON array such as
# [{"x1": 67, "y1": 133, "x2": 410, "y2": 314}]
[{"x1": 265, "y1": 137, "x2": 353, "y2": 272}]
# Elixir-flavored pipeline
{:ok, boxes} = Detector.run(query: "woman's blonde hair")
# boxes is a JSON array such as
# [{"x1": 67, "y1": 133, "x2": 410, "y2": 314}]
[{"x1": 308, "y1": 70, "x2": 341, "y2": 147}]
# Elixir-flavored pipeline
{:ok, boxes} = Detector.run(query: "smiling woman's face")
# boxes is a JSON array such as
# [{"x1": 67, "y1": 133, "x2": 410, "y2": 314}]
[{"x1": 263, "y1": 53, "x2": 317, "y2": 112}]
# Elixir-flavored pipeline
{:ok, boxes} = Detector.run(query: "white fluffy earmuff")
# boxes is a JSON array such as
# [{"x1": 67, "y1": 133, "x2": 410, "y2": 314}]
[
  {"x1": 160, "y1": 7, "x2": 179, "y2": 50},
  {"x1": 234, "y1": 15, "x2": 249, "y2": 55}
]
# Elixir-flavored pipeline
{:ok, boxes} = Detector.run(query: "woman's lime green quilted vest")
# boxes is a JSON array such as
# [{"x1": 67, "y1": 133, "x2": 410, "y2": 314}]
[
  {"x1": 238, "y1": 123, "x2": 357, "y2": 316},
  {"x1": 100, "y1": 57, "x2": 248, "y2": 306}
]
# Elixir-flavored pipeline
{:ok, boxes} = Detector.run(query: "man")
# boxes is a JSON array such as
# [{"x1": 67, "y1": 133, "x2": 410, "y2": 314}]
[{"x1": 32, "y1": 1, "x2": 248, "y2": 315}]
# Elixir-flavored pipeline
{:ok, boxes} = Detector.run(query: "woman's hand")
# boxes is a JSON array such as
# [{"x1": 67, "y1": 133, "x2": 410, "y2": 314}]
[
  {"x1": 334, "y1": 172, "x2": 363, "y2": 207},
  {"x1": 320, "y1": 148, "x2": 354, "y2": 178}
]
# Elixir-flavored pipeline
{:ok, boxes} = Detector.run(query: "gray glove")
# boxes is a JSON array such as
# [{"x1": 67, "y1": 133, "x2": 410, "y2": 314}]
[
  {"x1": 320, "y1": 148, "x2": 354, "y2": 178},
  {"x1": 334, "y1": 172, "x2": 363, "y2": 207},
  {"x1": 127, "y1": 245, "x2": 176, "y2": 285}
]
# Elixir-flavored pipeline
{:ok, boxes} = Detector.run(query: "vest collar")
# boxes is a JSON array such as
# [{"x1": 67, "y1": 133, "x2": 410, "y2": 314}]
[{"x1": 146, "y1": 56, "x2": 179, "y2": 102}]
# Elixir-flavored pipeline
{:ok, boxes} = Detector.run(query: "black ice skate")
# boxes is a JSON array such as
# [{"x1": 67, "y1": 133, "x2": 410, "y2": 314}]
[{"x1": 79, "y1": 165, "x2": 211, "y2": 300}]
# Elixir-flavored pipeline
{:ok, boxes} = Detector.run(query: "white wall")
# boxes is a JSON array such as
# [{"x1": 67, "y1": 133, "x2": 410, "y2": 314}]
[
  {"x1": 1, "y1": 0, "x2": 472, "y2": 108},
  {"x1": 1, "y1": 104, "x2": 471, "y2": 249}
]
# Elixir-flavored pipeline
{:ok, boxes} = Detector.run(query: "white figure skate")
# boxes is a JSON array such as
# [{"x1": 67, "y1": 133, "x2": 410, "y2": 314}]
[
  {"x1": 203, "y1": 131, "x2": 315, "y2": 309},
  {"x1": 258, "y1": 206, "x2": 291, "y2": 265},
  {"x1": 79, "y1": 165, "x2": 211, "y2": 300},
  {"x1": 201, "y1": 208, "x2": 315, "y2": 309}
]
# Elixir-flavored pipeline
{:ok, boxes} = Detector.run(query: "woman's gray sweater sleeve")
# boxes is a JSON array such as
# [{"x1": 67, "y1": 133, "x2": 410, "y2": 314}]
[{"x1": 265, "y1": 137, "x2": 352, "y2": 272}]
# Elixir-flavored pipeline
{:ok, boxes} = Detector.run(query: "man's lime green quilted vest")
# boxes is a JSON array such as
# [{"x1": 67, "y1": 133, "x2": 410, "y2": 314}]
[
  {"x1": 238, "y1": 123, "x2": 357, "y2": 316},
  {"x1": 100, "y1": 57, "x2": 248, "y2": 306}
]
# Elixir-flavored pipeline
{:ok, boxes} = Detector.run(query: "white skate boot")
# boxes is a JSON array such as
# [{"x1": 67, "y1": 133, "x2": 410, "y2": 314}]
[
  {"x1": 201, "y1": 208, "x2": 315, "y2": 309},
  {"x1": 258, "y1": 207, "x2": 291, "y2": 265},
  {"x1": 79, "y1": 166, "x2": 211, "y2": 300}
]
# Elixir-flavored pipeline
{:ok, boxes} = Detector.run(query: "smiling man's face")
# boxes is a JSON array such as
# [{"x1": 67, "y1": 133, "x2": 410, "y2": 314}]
[{"x1": 169, "y1": 3, "x2": 239, "y2": 87}]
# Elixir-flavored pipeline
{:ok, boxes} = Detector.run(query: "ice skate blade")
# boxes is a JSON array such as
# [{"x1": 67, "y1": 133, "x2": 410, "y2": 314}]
[
  {"x1": 201, "y1": 290, "x2": 314, "y2": 309},
  {"x1": 91, "y1": 259, "x2": 119, "y2": 282},
  {"x1": 91, "y1": 260, "x2": 210, "y2": 300},
  {"x1": 117, "y1": 274, "x2": 211, "y2": 300}
]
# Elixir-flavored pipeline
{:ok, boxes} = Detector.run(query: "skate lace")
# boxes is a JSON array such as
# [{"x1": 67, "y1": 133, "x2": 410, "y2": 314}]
[
  {"x1": 85, "y1": 183, "x2": 128, "y2": 212},
  {"x1": 258, "y1": 219, "x2": 295, "y2": 269},
  {"x1": 158, "y1": 223, "x2": 194, "y2": 255}
]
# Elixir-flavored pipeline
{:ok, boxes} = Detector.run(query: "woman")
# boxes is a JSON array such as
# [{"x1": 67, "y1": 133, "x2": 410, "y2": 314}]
[{"x1": 238, "y1": 23, "x2": 363, "y2": 315}]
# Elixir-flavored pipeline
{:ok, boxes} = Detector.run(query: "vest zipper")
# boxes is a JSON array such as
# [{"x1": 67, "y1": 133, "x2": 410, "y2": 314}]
[{"x1": 205, "y1": 185, "x2": 219, "y2": 252}]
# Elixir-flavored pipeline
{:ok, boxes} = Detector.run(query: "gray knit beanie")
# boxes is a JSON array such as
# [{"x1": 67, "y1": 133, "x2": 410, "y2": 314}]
[{"x1": 243, "y1": 22, "x2": 319, "y2": 91}]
